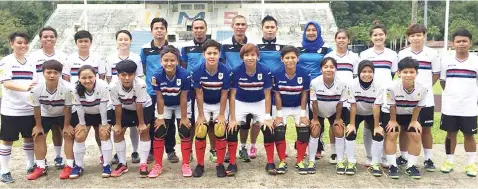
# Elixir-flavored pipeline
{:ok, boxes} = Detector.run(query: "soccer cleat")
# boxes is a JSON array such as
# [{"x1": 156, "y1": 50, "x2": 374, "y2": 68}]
[
  {"x1": 69, "y1": 166, "x2": 84, "y2": 179},
  {"x1": 307, "y1": 161, "x2": 316, "y2": 174},
  {"x1": 388, "y1": 165, "x2": 400, "y2": 179},
  {"x1": 192, "y1": 165, "x2": 205, "y2": 177},
  {"x1": 148, "y1": 163, "x2": 162, "y2": 178},
  {"x1": 224, "y1": 151, "x2": 230, "y2": 163},
  {"x1": 239, "y1": 147, "x2": 251, "y2": 162},
  {"x1": 111, "y1": 154, "x2": 119, "y2": 165},
  {"x1": 182, "y1": 164, "x2": 193, "y2": 177},
  {"x1": 345, "y1": 162, "x2": 357, "y2": 175},
  {"x1": 364, "y1": 157, "x2": 372, "y2": 167},
  {"x1": 370, "y1": 164, "x2": 383, "y2": 177},
  {"x1": 102, "y1": 165, "x2": 112, "y2": 178},
  {"x1": 54, "y1": 156, "x2": 65, "y2": 169},
  {"x1": 335, "y1": 161, "x2": 346, "y2": 174},
  {"x1": 111, "y1": 163, "x2": 128, "y2": 177},
  {"x1": 216, "y1": 164, "x2": 227, "y2": 178},
  {"x1": 406, "y1": 165, "x2": 422, "y2": 179},
  {"x1": 1, "y1": 172, "x2": 14, "y2": 183},
  {"x1": 440, "y1": 160, "x2": 454, "y2": 173},
  {"x1": 465, "y1": 164, "x2": 477, "y2": 177},
  {"x1": 249, "y1": 147, "x2": 257, "y2": 159},
  {"x1": 139, "y1": 163, "x2": 149, "y2": 178},
  {"x1": 296, "y1": 161, "x2": 308, "y2": 175},
  {"x1": 276, "y1": 161, "x2": 288, "y2": 174},
  {"x1": 424, "y1": 159, "x2": 436, "y2": 172},
  {"x1": 226, "y1": 164, "x2": 238, "y2": 176},
  {"x1": 167, "y1": 152, "x2": 179, "y2": 163},
  {"x1": 265, "y1": 163, "x2": 276, "y2": 175},
  {"x1": 59, "y1": 165, "x2": 73, "y2": 179},
  {"x1": 131, "y1": 152, "x2": 140, "y2": 164},
  {"x1": 209, "y1": 150, "x2": 217, "y2": 163},
  {"x1": 396, "y1": 156, "x2": 407, "y2": 166},
  {"x1": 27, "y1": 167, "x2": 46, "y2": 180},
  {"x1": 329, "y1": 154, "x2": 337, "y2": 164}
]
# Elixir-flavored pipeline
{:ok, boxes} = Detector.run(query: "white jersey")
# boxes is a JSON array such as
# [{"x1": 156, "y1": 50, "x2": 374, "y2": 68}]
[
  {"x1": 72, "y1": 79, "x2": 110, "y2": 115},
  {"x1": 398, "y1": 46, "x2": 440, "y2": 107},
  {"x1": 28, "y1": 49, "x2": 67, "y2": 83},
  {"x1": 62, "y1": 52, "x2": 106, "y2": 84},
  {"x1": 0, "y1": 54, "x2": 38, "y2": 116},
  {"x1": 30, "y1": 79, "x2": 74, "y2": 117},
  {"x1": 359, "y1": 48, "x2": 398, "y2": 88},
  {"x1": 325, "y1": 50, "x2": 359, "y2": 85},
  {"x1": 105, "y1": 52, "x2": 144, "y2": 84},
  {"x1": 109, "y1": 77, "x2": 153, "y2": 111},
  {"x1": 386, "y1": 79, "x2": 427, "y2": 115},
  {"x1": 310, "y1": 75, "x2": 348, "y2": 118},
  {"x1": 440, "y1": 53, "x2": 478, "y2": 116},
  {"x1": 348, "y1": 78, "x2": 384, "y2": 116}
]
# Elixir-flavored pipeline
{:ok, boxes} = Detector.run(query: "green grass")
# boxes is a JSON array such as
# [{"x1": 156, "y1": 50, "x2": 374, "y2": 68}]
[{"x1": 433, "y1": 82, "x2": 443, "y2": 95}]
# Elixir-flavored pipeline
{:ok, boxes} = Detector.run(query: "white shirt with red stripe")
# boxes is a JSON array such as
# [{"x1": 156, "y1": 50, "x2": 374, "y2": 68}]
[
  {"x1": 325, "y1": 50, "x2": 359, "y2": 85},
  {"x1": 105, "y1": 52, "x2": 144, "y2": 84},
  {"x1": 30, "y1": 79, "x2": 74, "y2": 117},
  {"x1": 62, "y1": 52, "x2": 106, "y2": 84},
  {"x1": 348, "y1": 78, "x2": 384, "y2": 116},
  {"x1": 309, "y1": 75, "x2": 348, "y2": 118},
  {"x1": 28, "y1": 49, "x2": 67, "y2": 83},
  {"x1": 386, "y1": 79, "x2": 428, "y2": 115},
  {"x1": 109, "y1": 77, "x2": 152, "y2": 111}
]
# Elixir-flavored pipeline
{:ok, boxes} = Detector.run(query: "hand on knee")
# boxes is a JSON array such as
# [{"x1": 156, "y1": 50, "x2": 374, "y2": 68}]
[{"x1": 333, "y1": 125, "x2": 344, "y2": 138}]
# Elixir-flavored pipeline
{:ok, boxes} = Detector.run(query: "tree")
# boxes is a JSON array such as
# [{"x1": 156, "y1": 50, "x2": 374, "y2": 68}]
[{"x1": 427, "y1": 25, "x2": 441, "y2": 41}]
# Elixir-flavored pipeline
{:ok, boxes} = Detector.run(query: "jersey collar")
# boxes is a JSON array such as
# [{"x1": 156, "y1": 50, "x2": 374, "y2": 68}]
[
  {"x1": 232, "y1": 36, "x2": 247, "y2": 45},
  {"x1": 262, "y1": 38, "x2": 277, "y2": 44},
  {"x1": 150, "y1": 40, "x2": 169, "y2": 50}
]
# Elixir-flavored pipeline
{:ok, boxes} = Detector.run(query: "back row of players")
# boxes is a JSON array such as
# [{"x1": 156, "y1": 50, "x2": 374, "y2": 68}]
[{"x1": 0, "y1": 15, "x2": 477, "y2": 184}]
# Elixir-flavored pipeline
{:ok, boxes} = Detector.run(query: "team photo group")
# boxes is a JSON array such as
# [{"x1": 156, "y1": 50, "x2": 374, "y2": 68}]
[{"x1": 0, "y1": 14, "x2": 477, "y2": 184}]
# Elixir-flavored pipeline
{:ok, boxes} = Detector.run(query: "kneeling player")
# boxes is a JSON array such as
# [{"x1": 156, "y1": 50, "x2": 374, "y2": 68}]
[
  {"x1": 192, "y1": 40, "x2": 230, "y2": 177},
  {"x1": 151, "y1": 46, "x2": 193, "y2": 178},
  {"x1": 383, "y1": 57, "x2": 427, "y2": 179},
  {"x1": 271, "y1": 46, "x2": 310, "y2": 175},
  {"x1": 109, "y1": 60, "x2": 154, "y2": 178}
]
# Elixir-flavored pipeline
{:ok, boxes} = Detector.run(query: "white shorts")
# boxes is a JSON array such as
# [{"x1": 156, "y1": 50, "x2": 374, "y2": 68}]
[
  {"x1": 194, "y1": 101, "x2": 229, "y2": 121},
  {"x1": 272, "y1": 105, "x2": 307, "y2": 125},
  {"x1": 163, "y1": 101, "x2": 192, "y2": 119},
  {"x1": 235, "y1": 100, "x2": 265, "y2": 124}
]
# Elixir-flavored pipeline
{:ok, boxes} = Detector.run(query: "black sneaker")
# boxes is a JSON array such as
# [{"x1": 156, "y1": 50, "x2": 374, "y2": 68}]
[
  {"x1": 396, "y1": 156, "x2": 407, "y2": 166},
  {"x1": 192, "y1": 165, "x2": 205, "y2": 177},
  {"x1": 265, "y1": 163, "x2": 276, "y2": 175},
  {"x1": 167, "y1": 152, "x2": 179, "y2": 163},
  {"x1": 216, "y1": 164, "x2": 227, "y2": 178},
  {"x1": 388, "y1": 165, "x2": 399, "y2": 179},
  {"x1": 424, "y1": 159, "x2": 436, "y2": 172},
  {"x1": 370, "y1": 164, "x2": 383, "y2": 177},
  {"x1": 276, "y1": 161, "x2": 287, "y2": 174},
  {"x1": 406, "y1": 165, "x2": 422, "y2": 179},
  {"x1": 239, "y1": 147, "x2": 251, "y2": 162},
  {"x1": 131, "y1": 152, "x2": 140, "y2": 164},
  {"x1": 1, "y1": 172, "x2": 14, "y2": 183},
  {"x1": 226, "y1": 164, "x2": 238, "y2": 176},
  {"x1": 112, "y1": 154, "x2": 119, "y2": 164}
]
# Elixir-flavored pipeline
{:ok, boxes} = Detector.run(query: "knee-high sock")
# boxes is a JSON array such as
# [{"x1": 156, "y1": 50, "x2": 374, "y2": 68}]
[
  {"x1": 363, "y1": 128, "x2": 373, "y2": 158},
  {"x1": 275, "y1": 140, "x2": 286, "y2": 161},
  {"x1": 296, "y1": 141, "x2": 308, "y2": 163},
  {"x1": 23, "y1": 142, "x2": 34, "y2": 168},
  {"x1": 115, "y1": 140, "x2": 127, "y2": 164},
  {"x1": 216, "y1": 139, "x2": 227, "y2": 165},
  {"x1": 73, "y1": 141, "x2": 86, "y2": 167},
  {"x1": 227, "y1": 141, "x2": 238, "y2": 164},
  {"x1": 195, "y1": 139, "x2": 206, "y2": 166},
  {"x1": 153, "y1": 139, "x2": 165, "y2": 166},
  {"x1": 264, "y1": 142, "x2": 274, "y2": 164},
  {"x1": 371, "y1": 140, "x2": 384, "y2": 165},
  {"x1": 308, "y1": 137, "x2": 319, "y2": 162},
  {"x1": 139, "y1": 140, "x2": 151, "y2": 164},
  {"x1": 335, "y1": 137, "x2": 345, "y2": 162},
  {"x1": 101, "y1": 140, "x2": 113, "y2": 166},
  {"x1": 129, "y1": 127, "x2": 139, "y2": 153},
  {"x1": 345, "y1": 140, "x2": 356, "y2": 163},
  {"x1": 0, "y1": 144, "x2": 12, "y2": 174},
  {"x1": 181, "y1": 139, "x2": 193, "y2": 165}
]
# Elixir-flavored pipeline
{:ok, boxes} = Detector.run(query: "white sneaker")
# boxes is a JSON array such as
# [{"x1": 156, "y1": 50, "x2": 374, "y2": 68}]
[
  {"x1": 381, "y1": 157, "x2": 390, "y2": 168},
  {"x1": 364, "y1": 157, "x2": 372, "y2": 167}
]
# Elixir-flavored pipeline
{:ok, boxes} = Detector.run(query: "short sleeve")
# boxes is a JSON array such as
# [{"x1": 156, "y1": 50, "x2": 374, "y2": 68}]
[
  {"x1": 348, "y1": 85, "x2": 356, "y2": 104},
  {"x1": 133, "y1": 55, "x2": 144, "y2": 77},
  {"x1": 180, "y1": 73, "x2": 191, "y2": 91},
  {"x1": 29, "y1": 86, "x2": 41, "y2": 107},
  {"x1": 100, "y1": 84, "x2": 110, "y2": 102},
  {"x1": 374, "y1": 87, "x2": 384, "y2": 105},
  {"x1": 62, "y1": 57, "x2": 72, "y2": 76},
  {"x1": 231, "y1": 70, "x2": 239, "y2": 89},
  {"x1": 303, "y1": 72, "x2": 311, "y2": 91},
  {"x1": 221, "y1": 68, "x2": 231, "y2": 90},
  {"x1": 105, "y1": 58, "x2": 112, "y2": 77},
  {"x1": 386, "y1": 88, "x2": 395, "y2": 105},
  {"x1": 309, "y1": 79, "x2": 318, "y2": 101},
  {"x1": 96, "y1": 57, "x2": 106, "y2": 75},
  {"x1": 64, "y1": 87, "x2": 73, "y2": 106},
  {"x1": 440, "y1": 57, "x2": 447, "y2": 81},
  {"x1": 135, "y1": 81, "x2": 148, "y2": 104},
  {"x1": 417, "y1": 88, "x2": 428, "y2": 107},
  {"x1": 0, "y1": 60, "x2": 12, "y2": 82},
  {"x1": 431, "y1": 52, "x2": 441, "y2": 74},
  {"x1": 109, "y1": 86, "x2": 121, "y2": 106},
  {"x1": 391, "y1": 52, "x2": 399, "y2": 73},
  {"x1": 192, "y1": 67, "x2": 202, "y2": 89},
  {"x1": 263, "y1": 70, "x2": 272, "y2": 89},
  {"x1": 339, "y1": 84, "x2": 349, "y2": 102}
]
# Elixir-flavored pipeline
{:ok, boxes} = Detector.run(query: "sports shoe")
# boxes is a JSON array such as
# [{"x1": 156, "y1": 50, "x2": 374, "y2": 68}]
[
  {"x1": 465, "y1": 164, "x2": 477, "y2": 177},
  {"x1": 52, "y1": 157, "x2": 64, "y2": 169},
  {"x1": 396, "y1": 156, "x2": 407, "y2": 166},
  {"x1": 364, "y1": 157, "x2": 372, "y2": 167},
  {"x1": 307, "y1": 161, "x2": 316, "y2": 174},
  {"x1": 209, "y1": 150, "x2": 217, "y2": 163},
  {"x1": 424, "y1": 159, "x2": 436, "y2": 172},
  {"x1": 406, "y1": 165, "x2": 421, "y2": 179},
  {"x1": 100, "y1": 155, "x2": 104, "y2": 165},
  {"x1": 167, "y1": 152, "x2": 179, "y2": 163},
  {"x1": 276, "y1": 161, "x2": 287, "y2": 174},
  {"x1": 315, "y1": 152, "x2": 322, "y2": 160},
  {"x1": 59, "y1": 165, "x2": 73, "y2": 179},
  {"x1": 1, "y1": 172, "x2": 14, "y2": 183},
  {"x1": 265, "y1": 163, "x2": 276, "y2": 175},
  {"x1": 345, "y1": 162, "x2": 357, "y2": 175},
  {"x1": 131, "y1": 152, "x2": 140, "y2": 164},
  {"x1": 224, "y1": 151, "x2": 230, "y2": 163},
  {"x1": 182, "y1": 164, "x2": 193, "y2": 177},
  {"x1": 370, "y1": 164, "x2": 382, "y2": 177},
  {"x1": 148, "y1": 163, "x2": 162, "y2": 178},
  {"x1": 226, "y1": 164, "x2": 238, "y2": 176},
  {"x1": 329, "y1": 154, "x2": 337, "y2": 164},
  {"x1": 111, "y1": 163, "x2": 128, "y2": 177},
  {"x1": 440, "y1": 160, "x2": 454, "y2": 173},
  {"x1": 335, "y1": 161, "x2": 346, "y2": 174},
  {"x1": 102, "y1": 165, "x2": 112, "y2": 178},
  {"x1": 192, "y1": 165, "x2": 205, "y2": 177},
  {"x1": 249, "y1": 147, "x2": 257, "y2": 159},
  {"x1": 27, "y1": 165, "x2": 36, "y2": 174},
  {"x1": 296, "y1": 161, "x2": 308, "y2": 175},
  {"x1": 27, "y1": 167, "x2": 46, "y2": 180},
  {"x1": 111, "y1": 154, "x2": 119, "y2": 164},
  {"x1": 381, "y1": 157, "x2": 390, "y2": 168},
  {"x1": 388, "y1": 165, "x2": 399, "y2": 179},
  {"x1": 139, "y1": 163, "x2": 149, "y2": 178},
  {"x1": 69, "y1": 166, "x2": 84, "y2": 179},
  {"x1": 239, "y1": 147, "x2": 251, "y2": 162},
  {"x1": 216, "y1": 164, "x2": 227, "y2": 177}
]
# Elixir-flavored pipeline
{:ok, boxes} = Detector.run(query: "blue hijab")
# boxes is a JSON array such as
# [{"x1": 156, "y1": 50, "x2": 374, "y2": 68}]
[{"x1": 301, "y1": 21, "x2": 325, "y2": 52}]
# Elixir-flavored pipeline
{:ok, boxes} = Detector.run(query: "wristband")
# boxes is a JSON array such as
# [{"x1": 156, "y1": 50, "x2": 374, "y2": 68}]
[
  {"x1": 300, "y1": 110, "x2": 307, "y2": 117},
  {"x1": 156, "y1": 113, "x2": 164, "y2": 119},
  {"x1": 276, "y1": 110, "x2": 283, "y2": 117}
]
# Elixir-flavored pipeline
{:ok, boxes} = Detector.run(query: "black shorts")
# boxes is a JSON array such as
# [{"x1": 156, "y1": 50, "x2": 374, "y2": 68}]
[
  {"x1": 107, "y1": 105, "x2": 155, "y2": 127},
  {"x1": 41, "y1": 114, "x2": 80, "y2": 133},
  {"x1": 440, "y1": 114, "x2": 477, "y2": 135},
  {"x1": 379, "y1": 112, "x2": 412, "y2": 131},
  {"x1": 318, "y1": 107, "x2": 350, "y2": 127},
  {"x1": 71, "y1": 112, "x2": 102, "y2": 127},
  {"x1": 419, "y1": 106, "x2": 434, "y2": 127},
  {"x1": 355, "y1": 114, "x2": 375, "y2": 130},
  {"x1": 0, "y1": 114, "x2": 35, "y2": 141}
]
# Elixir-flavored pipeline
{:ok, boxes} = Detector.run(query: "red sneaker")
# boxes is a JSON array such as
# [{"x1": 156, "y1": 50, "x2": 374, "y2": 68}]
[
  {"x1": 27, "y1": 167, "x2": 46, "y2": 180},
  {"x1": 59, "y1": 165, "x2": 73, "y2": 179}
]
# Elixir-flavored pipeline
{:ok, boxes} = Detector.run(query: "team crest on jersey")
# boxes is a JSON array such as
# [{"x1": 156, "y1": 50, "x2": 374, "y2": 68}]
[
  {"x1": 176, "y1": 79, "x2": 182, "y2": 86},
  {"x1": 258, "y1": 73, "x2": 262, "y2": 81},
  {"x1": 297, "y1": 77, "x2": 303, "y2": 84},
  {"x1": 218, "y1": 73, "x2": 223, "y2": 80},
  {"x1": 417, "y1": 92, "x2": 421, "y2": 98},
  {"x1": 151, "y1": 76, "x2": 157, "y2": 86}
]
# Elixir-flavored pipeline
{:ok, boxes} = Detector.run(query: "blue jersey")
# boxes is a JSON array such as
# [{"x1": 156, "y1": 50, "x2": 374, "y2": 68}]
[
  {"x1": 257, "y1": 38, "x2": 285, "y2": 73},
  {"x1": 192, "y1": 62, "x2": 231, "y2": 104},
  {"x1": 232, "y1": 63, "x2": 272, "y2": 103},
  {"x1": 221, "y1": 36, "x2": 249, "y2": 70},
  {"x1": 152, "y1": 66, "x2": 191, "y2": 107},
  {"x1": 272, "y1": 67, "x2": 311, "y2": 107},
  {"x1": 180, "y1": 40, "x2": 206, "y2": 73},
  {"x1": 140, "y1": 40, "x2": 169, "y2": 95},
  {"x1": 298, "y1": 45, "x2": 332, "y2": 80}
]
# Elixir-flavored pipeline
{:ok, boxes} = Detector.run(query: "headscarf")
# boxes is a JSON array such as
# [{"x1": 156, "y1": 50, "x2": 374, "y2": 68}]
[
  {"x1": 301, "y1": 21, "x2": 325, "y2": 52},
  {"x1": 357, "y1": 60, "x2": 375, "y2": 88}
]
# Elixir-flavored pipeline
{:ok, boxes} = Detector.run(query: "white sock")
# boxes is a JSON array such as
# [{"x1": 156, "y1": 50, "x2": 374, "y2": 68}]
[
  {"x1": 129, "y1": 127, "x2": 139, "y2": 153},
  {"x1": 54, "y1": 146, "x2": 62, "y2": 158},
  {"x1": 241, "y1": 143, "x2": 246, "y2": 148},
  {"x1": 387, "y1": 154, "x2": 397, "y2": 167},
  {"x1": 308, "y1": 137, "x2": 319, "y2": 162},
  {"x1": 335, "y1": 137, "x2": 345, "y2": 162},
  {"x1": 23, "y1": 142, "x2": 34, "y2": 168},
  {"x1": 66, "y1": 159, "x2": 74, "y2": 168},
  {"x1": 400, "y1": 151, "x2": 408, "y2": 160},
  {"x1": 101, "y1": 140, "x2": 113, "y2": 166},
  {"x1": 345, "y1": 139, "x2": 356, "y2": 163},
  {"x1": 36, "y1": 159, "x2": 46, "y2": 169},
  {"x1": 407, "y1": 154, "x2": 418, "y2": 168},
  {"x1": 467, "y1": 152, "x2": 477, "y2": 165},
  {"x1": 115, "y1": 140, "x2": 127, "y2": 164},
  {"x1": 447, "y1": 154, "x2": 454, "y2": 164},
  {"x1": 424, "y1": 148, "x2": 432, "y2": 160},
  {"x1": 0, "y1": 144, "x2": 12, "y2": 174},
  {"x1": 250, "y1": 143, "x2": 256, "y2": 149},
  {"x1": 363, "y1": 127, "x2": 373, "y2": 158},
  {"x1": 139, "y1": 140, "x2": 151, "y2": 164},
  {"x1": 371, "y1": 140, "x2": 384, "y2": 165},
  {"x1": 73, "y1": 141, "x2": 86, "y2": 167},
  {"x1": 331, "y1": 144, "x2": 336, "y2": 154}
]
